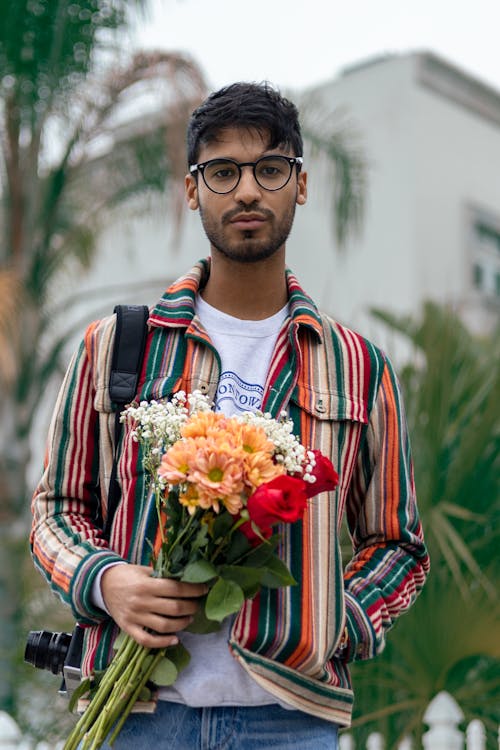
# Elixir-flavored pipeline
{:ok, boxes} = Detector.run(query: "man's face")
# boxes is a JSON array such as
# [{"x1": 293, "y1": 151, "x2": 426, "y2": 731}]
[{"x1": 185, "y1": 127, "x2": 307, "y2": 264}]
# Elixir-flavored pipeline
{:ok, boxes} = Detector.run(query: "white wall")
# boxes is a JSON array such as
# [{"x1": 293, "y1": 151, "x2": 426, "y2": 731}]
[
  {"x1": 288, "y1": 54, "x2": 420, "y2": 340},
  {"x1": 288, "y1": 52, "x2": 500, "y2": 346}
]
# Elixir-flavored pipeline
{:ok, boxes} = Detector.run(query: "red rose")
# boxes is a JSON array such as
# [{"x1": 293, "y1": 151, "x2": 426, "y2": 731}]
[
  {"x1": 240, "y1": 475, "x2": 308, "y2": 545},
  {"x1": 305, "y1": 450, "x2": 339, "y2": 498}
]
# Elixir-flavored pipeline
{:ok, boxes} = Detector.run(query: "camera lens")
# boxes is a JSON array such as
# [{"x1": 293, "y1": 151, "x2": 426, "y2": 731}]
[{"x1": 24, "y1": 630, "x2": 72, "y2": 675}]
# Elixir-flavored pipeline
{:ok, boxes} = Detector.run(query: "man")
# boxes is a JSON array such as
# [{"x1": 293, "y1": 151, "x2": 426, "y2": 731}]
[{"x1": 31, "y1": 82, "x2": 429, "y2": 749}]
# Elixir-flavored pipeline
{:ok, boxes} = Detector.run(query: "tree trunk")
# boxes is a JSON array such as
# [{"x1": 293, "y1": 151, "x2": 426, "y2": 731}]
[{"x1": 0, "y1": 524, "x2": 27, "y2": 714}]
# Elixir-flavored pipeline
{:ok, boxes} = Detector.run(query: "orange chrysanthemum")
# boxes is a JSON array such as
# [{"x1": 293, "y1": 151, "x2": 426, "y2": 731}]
[
  {"x1": 158, "y1": 439, "x2": 195, "y2": 484},
  {"x1": 178, "y1": 482, "x2": 202, "y2": 515},
  {"x1": 181, "y1": 411, "x2": 227, "y2": 439},
  {"x1": 235, "y1": 422, "x2": 275, "y2": 456},
  {"x1": 243, "y1": 450, "x2": 285, "y2": 492},
  {"x1": 189, "y1": 438, "x2": 244, "y2": 508}
]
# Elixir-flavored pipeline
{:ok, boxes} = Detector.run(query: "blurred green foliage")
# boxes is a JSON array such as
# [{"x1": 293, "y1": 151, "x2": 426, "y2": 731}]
[
  {"x1": 348, "y1": 303, "x2": 500, "y2": 749},
  {"x1": 0, "y1": 0, "x2": 136, "y2": 102}
]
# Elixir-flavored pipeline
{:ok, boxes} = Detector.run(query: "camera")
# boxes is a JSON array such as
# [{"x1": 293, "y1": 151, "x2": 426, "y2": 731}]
[{"x1": 24, "y1": 625, "x2": 83, "y2": 697}]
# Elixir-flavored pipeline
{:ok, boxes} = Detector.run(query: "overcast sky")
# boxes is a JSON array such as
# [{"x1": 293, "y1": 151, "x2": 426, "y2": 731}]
[{"x1": 128, "y1": 0, "x2": 500, "y2": 94}]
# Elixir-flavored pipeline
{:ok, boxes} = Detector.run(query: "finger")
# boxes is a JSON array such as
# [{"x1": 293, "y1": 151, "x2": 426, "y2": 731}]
[
  {"x1": 150, "y1": 578, "x2": 209, "y2": 599},
  {"x1": 119, "y1": 591, "x2": 201, "y2": 621},
  {"x1": 141, "y1": 612, "x2": 194, "y2": 635},
  {"x1": 126, "y1": 624, "x2": 180, "y2": 650},
  {"x1": 114, "y1": 593, "x2": 201, "y2": 629},
  {"x1": 148, "y1": 595, "x2": 202, "y2": 619},
  {"x1": 120, "y1": 567, "x2": 208, "y2": 599}
]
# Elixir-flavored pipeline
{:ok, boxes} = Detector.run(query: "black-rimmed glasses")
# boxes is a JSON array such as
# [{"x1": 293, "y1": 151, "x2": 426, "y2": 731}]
[{"x1": 189, "y1": 155, "x2": 303, "y2": 194}]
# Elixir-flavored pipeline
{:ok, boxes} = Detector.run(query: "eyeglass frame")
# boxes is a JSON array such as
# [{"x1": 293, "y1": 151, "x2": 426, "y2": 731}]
[{"x1": 189, "y1": 155, "x2": 304, "y2": 194}]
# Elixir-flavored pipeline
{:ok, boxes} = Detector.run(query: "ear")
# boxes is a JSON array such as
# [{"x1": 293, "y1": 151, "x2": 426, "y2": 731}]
[
  {"x1": 185, "y1": 174, "x2": 199, "y2": 210},
  {"x1": 296, "y1": 170, "x2": 307, "y2": 205}
]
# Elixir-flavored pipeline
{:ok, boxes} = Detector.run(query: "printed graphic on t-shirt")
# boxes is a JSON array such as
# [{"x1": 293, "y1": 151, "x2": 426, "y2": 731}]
[{"x1": 215, "y1": 371, "x2": 263, "y2": 414}]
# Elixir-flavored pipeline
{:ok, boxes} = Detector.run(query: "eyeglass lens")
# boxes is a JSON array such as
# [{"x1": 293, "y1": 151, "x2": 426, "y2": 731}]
[{"x1": 202, "y1": 156, "x2": 294, "y2": 193}]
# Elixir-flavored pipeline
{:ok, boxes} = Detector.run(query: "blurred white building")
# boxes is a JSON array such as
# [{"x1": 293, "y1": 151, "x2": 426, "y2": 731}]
[
  {"x1": 79, "y1": 50, "x2": 500, "y2": 352},
  {"x1": 289, "y1": 50, "x2": 500, "y2": 343}
]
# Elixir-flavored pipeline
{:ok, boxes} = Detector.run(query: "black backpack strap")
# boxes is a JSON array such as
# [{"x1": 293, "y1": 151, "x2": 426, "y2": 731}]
[
  {"x1": 103, "y1": 304, "x2": 149, "y2": 540},
  {"x1": 109, "y1": 305, "x2": 150, "y2": 405}
]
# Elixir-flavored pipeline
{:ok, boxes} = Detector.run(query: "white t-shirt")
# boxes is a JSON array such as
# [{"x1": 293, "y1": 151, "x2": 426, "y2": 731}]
[
  {"x1": 157, "y1": 295, "x2": 289, "y2": 706},
  {"x1": 196, "y1": 294, "x2": 289, "y2": 416}
]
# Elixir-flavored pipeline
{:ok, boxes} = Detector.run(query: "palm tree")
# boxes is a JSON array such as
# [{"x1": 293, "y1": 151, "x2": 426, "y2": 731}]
[
  {"x1": 347, "y1": 303, "x2": 500, "y2": 749},
  {"x1": 0, "y1": 0, "x2": 208, "y2": 719}
]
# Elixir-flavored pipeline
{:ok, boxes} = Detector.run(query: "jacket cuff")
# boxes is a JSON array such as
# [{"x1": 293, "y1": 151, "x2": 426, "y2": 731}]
[
  {"x1": 343, "y1": 590, "x2": 378, "y2": 662},
  {"x1": 70, "y1": 550, "x2": 125, "y2": 624}
]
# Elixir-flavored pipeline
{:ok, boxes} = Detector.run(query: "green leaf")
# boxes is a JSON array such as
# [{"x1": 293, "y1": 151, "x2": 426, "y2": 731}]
[
  {"x1": 149, "y1": 657, "x2": 178, "y2": 686},
  {"x1": 181, "y1": 559, "x2": 217, "y2": 583},
  {"x1": 205, "y1": 578, "x2": 244, "y2": 622},
  {"x1": 166, "y1": 642, "x2": 191, "y2": 672},
  {"x1": 224, "y1": 530, "x2": 252, "y2": 564},
  {"x1": 219, "y1": 564, "x2": 263, "y2": 598},
  {"x1": 212, "y1": 511, "x2": 235, "y2": 540},
  {"x1": 186, "y1": 604, "x2": 221, "y2": 634},
  {"x1": 138, "y1": 686, "x2": 153, "y2": 702},
  {"x1": 243, "y1": 542, "x2": 275, "y2": 568},
  {"x1": 171, "y1": 544, "x2": 185, "y2": 564},
  {"x1": 68, "y1": 677, "x2": 91, "y2": 713},
  {"x1": 191, "y1": 524, "x2": 209, "y2": 552},
  {"x1": 261, "y1": 555, "x2": 296, "y2": 588}
]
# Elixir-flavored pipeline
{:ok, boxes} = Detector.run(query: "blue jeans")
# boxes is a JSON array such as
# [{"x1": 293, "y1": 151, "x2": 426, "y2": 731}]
[{"x1": 98, "y1": 701, "x2": 339, "y2": 749}]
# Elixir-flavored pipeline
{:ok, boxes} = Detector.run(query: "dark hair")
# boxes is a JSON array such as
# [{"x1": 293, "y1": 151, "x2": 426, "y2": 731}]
[{"x1": 187, "y1": 82, "x2": 303, "y2": 165}]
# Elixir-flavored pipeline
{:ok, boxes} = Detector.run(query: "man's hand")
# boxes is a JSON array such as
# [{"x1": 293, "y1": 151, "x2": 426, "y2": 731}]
[{"x1": 101, "y1": 564, "x2": 208, "y2": 648}]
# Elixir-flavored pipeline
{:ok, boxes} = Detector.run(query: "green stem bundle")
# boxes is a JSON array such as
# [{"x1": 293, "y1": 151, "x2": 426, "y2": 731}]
[{"x1": 63, "y1": 636, "x2": 165, "y2": 750}]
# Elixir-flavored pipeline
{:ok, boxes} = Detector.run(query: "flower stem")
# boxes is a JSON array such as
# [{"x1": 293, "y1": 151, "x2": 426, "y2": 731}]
[
  {"x1": 108, "y1": 648, "x2": 165, "y2": 744},
  {"x1": 210, "y1": 516, "x2": 247, "y2": 564},
  {"x1": 160, "y1": 507, "x2": 199, "y2": 574},
  {"x1": 63, "y1": 635, "x2": 146, "y2": 750},
  {"x1": 154, "y1": 487, "x2": 166, "y2": 545}
]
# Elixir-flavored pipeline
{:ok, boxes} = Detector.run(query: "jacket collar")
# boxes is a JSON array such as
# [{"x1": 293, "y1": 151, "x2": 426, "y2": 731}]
[{"x1": 149, "y1": 258, "x2": 323, "y2": 341}]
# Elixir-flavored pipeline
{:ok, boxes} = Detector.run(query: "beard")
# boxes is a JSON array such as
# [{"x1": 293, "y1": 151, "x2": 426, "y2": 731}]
[{"x1": 198, "y1": 201, "x2": 297, "y2": 263}]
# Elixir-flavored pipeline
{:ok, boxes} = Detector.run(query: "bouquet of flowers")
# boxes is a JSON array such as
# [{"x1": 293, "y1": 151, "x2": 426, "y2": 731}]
[{"x1": 64, "y1": 391, "x2": 338, "y2": 749}]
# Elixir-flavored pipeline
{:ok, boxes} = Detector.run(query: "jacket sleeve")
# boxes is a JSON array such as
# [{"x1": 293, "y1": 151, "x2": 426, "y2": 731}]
[
  {"x1": 30, "y1": 328, "x2": 124, "y2": 625},
  {"x1": 342, "y1": 356, "x2": 430, "y2": 661}
]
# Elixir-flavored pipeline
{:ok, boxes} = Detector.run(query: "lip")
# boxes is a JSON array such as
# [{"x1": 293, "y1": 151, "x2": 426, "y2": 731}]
[{"x1": 229, "y1": 213, "x2": 267, "y2": 230}]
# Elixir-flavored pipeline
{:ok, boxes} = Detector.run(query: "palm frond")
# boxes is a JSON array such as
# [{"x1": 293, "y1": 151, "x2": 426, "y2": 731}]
[
  {"x1": 19, "y1": 50, "x2": 207, "y2": 304},
  {"x1": 350, "y1": 576, "x2": 500, "y2": 747},
  {"x1": 297, "y1": 92, "x2": 367, "y2": 247},
  {"x1": 352, "y1": 302, "x2": 500, "y2": 748}
]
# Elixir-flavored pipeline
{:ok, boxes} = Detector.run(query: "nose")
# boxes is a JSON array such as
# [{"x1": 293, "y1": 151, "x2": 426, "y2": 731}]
[{"x1": 232, "y1": 165, "x2": 262, "y2": 204}]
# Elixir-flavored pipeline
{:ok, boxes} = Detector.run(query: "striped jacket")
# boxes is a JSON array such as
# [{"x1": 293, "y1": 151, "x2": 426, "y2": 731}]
[{"x1": 31, "y1": 259, "x2": 429, "y2": 726}]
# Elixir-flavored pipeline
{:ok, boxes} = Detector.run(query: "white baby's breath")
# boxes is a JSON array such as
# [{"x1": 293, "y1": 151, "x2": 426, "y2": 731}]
[
  {"x1": 122, "y1": 394, "x2": 316, "y2": 483},
  {"x1": 237, "y1": 409, "x2": 315, "y2": 479},
  {"x1": 121, "y1": 390, "x2": 213, "y2": 456}
]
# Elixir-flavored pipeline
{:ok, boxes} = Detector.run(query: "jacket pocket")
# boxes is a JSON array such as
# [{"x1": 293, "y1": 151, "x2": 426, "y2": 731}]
[{"x1": 290, "y1": 386, "x2": 368, "y2": 425}]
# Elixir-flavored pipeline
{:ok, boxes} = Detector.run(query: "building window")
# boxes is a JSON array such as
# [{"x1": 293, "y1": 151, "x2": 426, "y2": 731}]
[
  {"x1": 476, "y1": 222, "x2": 500, "y2": 254},
  {"x1": 472, "y1": 263, "x2": 483, "y2": 289},
  {"x1": 469, "y1": 211, "x2": 500, "y2": 303}
]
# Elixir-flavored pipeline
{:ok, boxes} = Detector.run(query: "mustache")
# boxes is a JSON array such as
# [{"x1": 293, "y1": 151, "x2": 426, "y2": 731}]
[{"x1": 222, "y1": 205, "x2": 274, "y2": 224}]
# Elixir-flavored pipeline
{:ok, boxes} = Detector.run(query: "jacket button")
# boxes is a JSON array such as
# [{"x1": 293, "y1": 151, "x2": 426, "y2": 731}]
[
  {"x1": 199, "y1": 383, "x2": 208, "y2": 393},
  {"x1": 316, "y1": 399, "x2": 326, "y2": 414}
]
